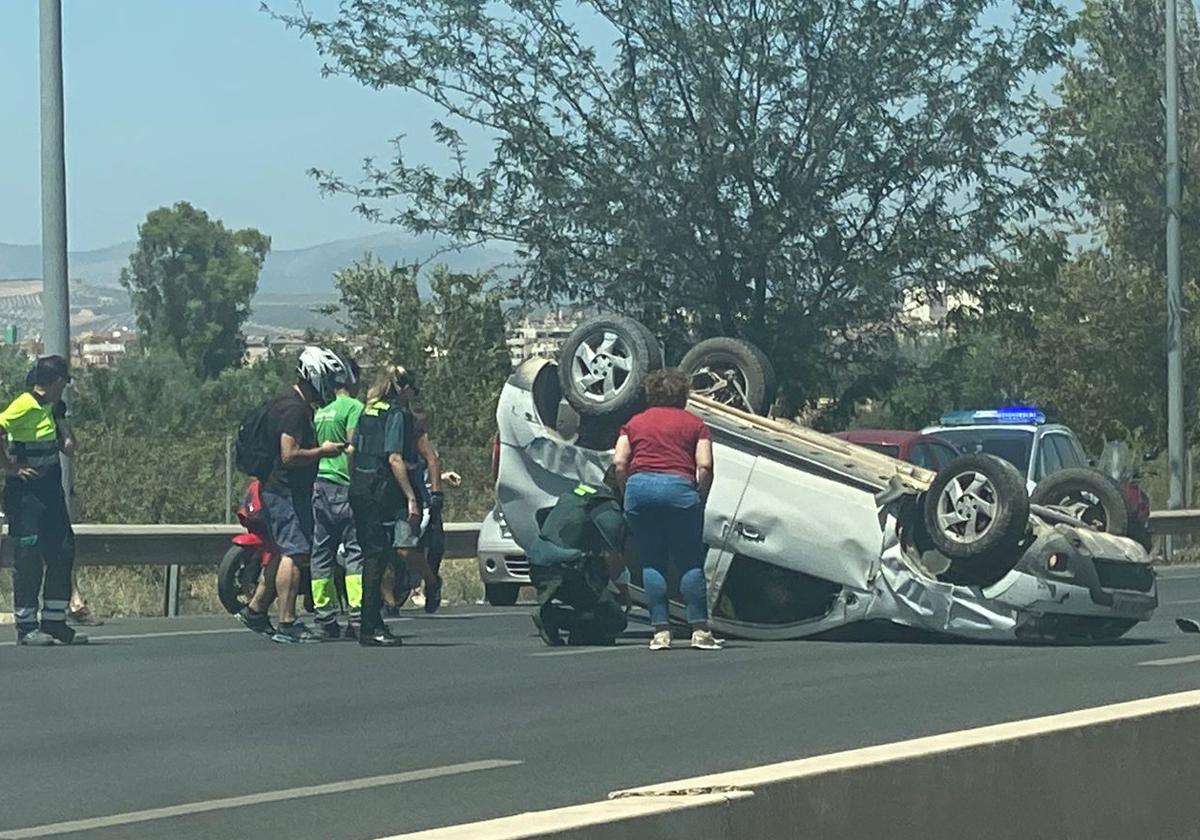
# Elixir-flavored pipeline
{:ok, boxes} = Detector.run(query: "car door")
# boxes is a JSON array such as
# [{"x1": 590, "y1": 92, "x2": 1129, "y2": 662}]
[
  {"x1": 1034, "y1": 432, "x2": 1064, "y2": 482},
  {"x1": 929, "y1": 441, "x2": 959, "y2": 471},
  {"x1": 712, "y1": 450, "x2": 885, "y2": 604}
]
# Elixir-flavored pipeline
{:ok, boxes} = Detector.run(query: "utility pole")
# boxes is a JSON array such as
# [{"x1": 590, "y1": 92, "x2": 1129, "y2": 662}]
[{"x1": 40, "y1": 0, "x2": 73, "y2": 509}]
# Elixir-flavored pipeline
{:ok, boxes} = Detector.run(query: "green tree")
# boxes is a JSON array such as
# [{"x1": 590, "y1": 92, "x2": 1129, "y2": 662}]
[
  {"x1": 279, "y1": 0, "x2": 1070, "y2": 406},
  {"x1": 1047, "y1": 0, "x2": 1200, "y2": 273},
  {"x1": 121, "y1": 202, "x2": 270, "y2": 380},
  {"x1": 326, "y1": 256, "x2": 425, "y2": 373}
]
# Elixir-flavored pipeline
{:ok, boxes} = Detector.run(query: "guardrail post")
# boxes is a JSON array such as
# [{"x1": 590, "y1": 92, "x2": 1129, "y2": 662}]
[{"x1": 163, "y1": 564, "x2": 180, "y2": 617}]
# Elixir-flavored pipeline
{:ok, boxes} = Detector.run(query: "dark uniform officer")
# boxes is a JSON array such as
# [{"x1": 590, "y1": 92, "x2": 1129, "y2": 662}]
[
  {"x1": 348, "y1": 366, "x2": 421, "y2": 647},
  {"x1": 1, "y1": 355, "x2": 85, "y2": 646}
]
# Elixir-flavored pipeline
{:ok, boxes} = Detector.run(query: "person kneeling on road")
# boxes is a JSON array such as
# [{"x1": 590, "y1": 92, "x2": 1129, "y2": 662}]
[
  {"x1": 236, "y1": 347, "x2": 347, "y2": 644},
  {"x1": 528, "y1": 482, "x2": 630, "y2": 647},
  {"x1": 348, "y1": 365, "x2": 423, "y2": 647}
]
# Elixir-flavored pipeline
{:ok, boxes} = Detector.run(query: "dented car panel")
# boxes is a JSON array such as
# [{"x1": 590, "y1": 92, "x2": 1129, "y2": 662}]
[{"x1": 496, "y1": 359, "x2": 1158, "y2": 642}]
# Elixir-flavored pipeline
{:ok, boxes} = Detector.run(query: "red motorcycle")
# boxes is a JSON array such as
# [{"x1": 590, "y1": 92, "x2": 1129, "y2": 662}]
[
  {"x1": 217, "y1": 480, "x2": 354, "y2": 615},
  {"x1": 217, "y1": 479, "x2": 277, "y2": 615}
]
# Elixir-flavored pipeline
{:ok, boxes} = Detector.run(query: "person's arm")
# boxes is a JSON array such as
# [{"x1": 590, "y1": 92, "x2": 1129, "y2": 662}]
[
  {"x1": 0, "y1": 399, "x2": 37, "y2": 480},
  {"x1": 441, "y1": 470, "x2": 462, "y2": 487},
  {"x1": 345, "y1": 427, "x2": 356, "y2": 474},
  {"x1": 416, "y1": 433, "x2": 443, "y2": 494},
  {"x1": 695, "y1": 436, "x2": 714, "y2": 499},
  {"x1": 384, "y1": 409, "x2": 421, "y2": 523},
  {"x1": 387, "y1": 454, "x2": 421, "y2": 523},
  {"x1": 613, "y1": 434, "x2": 632, "y2": 488},
  {"x1": 280, "y1": 433, "x2": 341, "y2": 466},
  {"x1": 55, "y1": 402, "x2": 75, "y2": 457}
]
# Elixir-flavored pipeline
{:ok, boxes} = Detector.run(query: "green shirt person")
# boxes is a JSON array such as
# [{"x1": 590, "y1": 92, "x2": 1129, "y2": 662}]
[{"x1": 310, "y1": 371, "x2": 366, "y2": 639}]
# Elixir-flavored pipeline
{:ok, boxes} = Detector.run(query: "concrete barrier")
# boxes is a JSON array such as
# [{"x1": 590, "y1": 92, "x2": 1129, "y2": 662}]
[{"x1": 381, "y1": 689, "x2": 1200, "y2": 840}]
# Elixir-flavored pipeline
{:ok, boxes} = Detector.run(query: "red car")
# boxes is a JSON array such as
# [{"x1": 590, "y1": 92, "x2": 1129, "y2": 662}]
[{"x1": 832, "y1": 429, "x2": 960, "y2": 471}]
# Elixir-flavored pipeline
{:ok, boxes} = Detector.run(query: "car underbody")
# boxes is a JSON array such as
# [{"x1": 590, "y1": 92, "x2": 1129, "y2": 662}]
[{"x1": 497, "y1": 347, "x2": 1157, "y2": 643}]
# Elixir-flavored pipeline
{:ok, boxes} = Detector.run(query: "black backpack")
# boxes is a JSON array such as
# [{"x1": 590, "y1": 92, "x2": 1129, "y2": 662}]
[{"x1": 234, "y1": 402, "x2": 275, "y2": 480}]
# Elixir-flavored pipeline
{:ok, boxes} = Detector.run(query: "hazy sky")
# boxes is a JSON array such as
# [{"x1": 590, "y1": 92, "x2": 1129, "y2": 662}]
[
  {"x1": 0, "y1": 0, "x2": 460, "y2": 251},
  {"x1": 0, "y1": 1, "x2": 1070, "y2": 254}
]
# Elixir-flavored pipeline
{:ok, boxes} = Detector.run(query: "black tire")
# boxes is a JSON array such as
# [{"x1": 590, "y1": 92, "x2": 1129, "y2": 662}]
[
  {"x1": 1030, "y1": 468, "x2": 1131, "y2": 537},
  {"x1": 485, "y1": 583, "x2": 521, "y2": 606},
  {"x1": 217, "y1": 545, "x2": 261, "y2": 616},
  {"x1": 635, "y1": 321, "x2": 665, "y2": 372},
  {"x1": 923, "y1": 454, "x2": 1030, "y2": 562},
  {"x1": 558, "y1": 315, "x2": 653, "y2": 417},
  {"x1": 679, "y1": 337, "x2": 775, "y2": 415}
]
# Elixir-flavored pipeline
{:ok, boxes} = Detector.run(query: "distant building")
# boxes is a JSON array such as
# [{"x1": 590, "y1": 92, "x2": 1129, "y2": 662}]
[
  {"x1": 505, "y1": 309, "x2": 588, "y2": 368},
  {"x1": 75, "y1": 330, "x2": 138, "y2": 368},
  {"x1": 243, "y1": 335, "x2": 307, "y2": 366}
]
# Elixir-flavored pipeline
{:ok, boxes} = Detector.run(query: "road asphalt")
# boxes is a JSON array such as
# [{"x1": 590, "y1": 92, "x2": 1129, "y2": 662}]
[{"x1": 4, "y1": 569, "x2": 1200, "y2": 840}]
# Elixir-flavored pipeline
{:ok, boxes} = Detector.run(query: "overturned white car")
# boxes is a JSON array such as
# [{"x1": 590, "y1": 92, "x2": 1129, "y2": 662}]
[{"x1": 495, "y1": 315, "x2": 1157, "y2": 642}]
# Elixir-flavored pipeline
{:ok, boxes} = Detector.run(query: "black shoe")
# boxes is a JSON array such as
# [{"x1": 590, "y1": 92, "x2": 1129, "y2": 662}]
[
  {"x1": 272, "y1": 621, "x2": 322, "y2": 644},
  {"x1": 41, "y1": 623, "x2": 88, "y2": 645},
  {"x1": 532, "y1": 614, "x2": 564, "y2": 647},
  {"x1": 317, "y1": 622, "x2": 343, "y2": 640},
  {"x1": 424, "y1": 576, "x2": 444, "y2": 614},
  {"x1": 358, "y1": 627, "x2": 402, "y2": 647},
  {"x1": 383, "y1": 604, "x2": 401, "y2": 618},
  {"x1": 236, "y1": 607, "x2": 276, "y2": 637},
  {"x1": 16, "y1": 629, "x2": 57, "y2": 647}
]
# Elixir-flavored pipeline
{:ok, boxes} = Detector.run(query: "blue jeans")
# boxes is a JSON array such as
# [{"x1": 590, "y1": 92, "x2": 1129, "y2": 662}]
[{"x1": 624, "y1": 472, "x2": 707, "y2": 627}]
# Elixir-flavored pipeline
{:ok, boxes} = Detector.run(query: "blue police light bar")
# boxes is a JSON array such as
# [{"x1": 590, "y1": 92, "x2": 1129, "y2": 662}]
[{"x1": 939, "y1": 407, "x2": 1046, "y2": 426}]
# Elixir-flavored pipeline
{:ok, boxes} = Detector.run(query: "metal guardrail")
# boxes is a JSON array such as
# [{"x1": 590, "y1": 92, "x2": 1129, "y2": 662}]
[
  {"x1": 1147, "y1": 510, "x2": 1200, "y2": 536},
  {"x1": 0, "y1": 523, "x2": 483, "y2": 617}
]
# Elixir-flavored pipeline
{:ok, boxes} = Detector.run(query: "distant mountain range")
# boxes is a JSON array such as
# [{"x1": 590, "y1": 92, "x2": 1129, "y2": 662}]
[{"x1": 0, "y1": 232, "x2": 515, "y2": 335}]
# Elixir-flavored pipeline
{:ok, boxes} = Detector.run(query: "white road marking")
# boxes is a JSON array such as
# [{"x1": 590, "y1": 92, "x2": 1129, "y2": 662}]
[
  {"x1": 1160, "y1": 573, "x2": 1200, "y2": 580},
  {"x1": 1138, "y1": 653, "x2": 1200, "y2": 667},
  {"x1": 0, "y1": 627, "x2": 247, "y2": 647},
  {"x1": 531, "y1": 645, "x2": 642, "y2": 657},
  {"x1": 0, "y1": 759, "x2": 522, "y2": 839},
  {"x1": 1163, "y1": 599, "x2": 1200, "y2": 606}
]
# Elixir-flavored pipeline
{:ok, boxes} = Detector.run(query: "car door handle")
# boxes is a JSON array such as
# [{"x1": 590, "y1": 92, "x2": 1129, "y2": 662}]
[{"x1": 736, "y1": 523, "x2": 765, "y2": 542}]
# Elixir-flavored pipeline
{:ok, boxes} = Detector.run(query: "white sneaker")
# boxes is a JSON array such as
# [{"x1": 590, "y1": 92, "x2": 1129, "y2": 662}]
[
  {"x1": 691, "y1": 630, "x2": 723, "y2": 650},
  {"x1": 649, "y1": 630, "x2": 672, "y2": 651}
]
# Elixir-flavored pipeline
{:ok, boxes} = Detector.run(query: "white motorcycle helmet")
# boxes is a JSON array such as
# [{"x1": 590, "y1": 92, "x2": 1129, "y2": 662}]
[{"x1": 296, "y1": 346, "x2": 347, "y2": 406}]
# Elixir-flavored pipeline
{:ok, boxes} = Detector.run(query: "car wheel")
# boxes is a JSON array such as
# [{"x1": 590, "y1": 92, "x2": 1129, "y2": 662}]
[
  {"x1": 1030, "y1": 468, "x2": 1131, "y2": 537},
  {"x1": 634, "y1": 320, "x2": 665, "y2": 372},
  {"x1": 558, "y1": 315, "x2": 653, "y2": 417},
  {"x1": 923, "y1": 454, "x2": 1030, "y2": 562},
  {"x1": 217, "y1": 546, "x2": 261, "y2": 615},
  {"x1": 679, "y1": 337, "x2": 776, "y2": 415},
  {"x1": 485, "y1": 583, "x2": 521, "y2": 606}
]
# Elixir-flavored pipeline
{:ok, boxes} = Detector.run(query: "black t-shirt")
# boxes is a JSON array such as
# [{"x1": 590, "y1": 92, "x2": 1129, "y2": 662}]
[{"x1": 265, "y1": 386, "x2": 317, "y2": 497}]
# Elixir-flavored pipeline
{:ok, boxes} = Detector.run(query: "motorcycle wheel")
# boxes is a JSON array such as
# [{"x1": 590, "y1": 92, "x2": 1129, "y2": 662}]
[{"x1": 218, "y1": 545, "x2": 262, "y2": 615}]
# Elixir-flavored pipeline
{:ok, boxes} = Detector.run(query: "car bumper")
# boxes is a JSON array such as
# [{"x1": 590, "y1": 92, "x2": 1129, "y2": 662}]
[
  {"x1": 477, "y1": 549, "x2": 531, "y2": 585},
  {"x1": 989, "y1": 525, "x2": 1157, "y2": 639}
]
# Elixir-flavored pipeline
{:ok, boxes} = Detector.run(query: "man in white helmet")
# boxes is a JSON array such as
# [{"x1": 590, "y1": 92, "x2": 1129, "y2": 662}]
[{"x1": 236, "y1": 347, "x2": 347, "y2": 644}]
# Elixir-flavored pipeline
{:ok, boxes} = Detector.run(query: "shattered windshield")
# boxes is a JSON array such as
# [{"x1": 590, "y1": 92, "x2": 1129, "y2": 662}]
[{"x1": 936, "y1": 428, "x2": 1034, "y2": 474}]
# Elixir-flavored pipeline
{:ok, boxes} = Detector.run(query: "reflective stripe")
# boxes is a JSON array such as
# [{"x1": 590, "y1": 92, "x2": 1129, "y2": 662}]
[
  {"x1": 13, "y1": 607, "x2": 37, "y2": 619},
  {"x1": 14, "y1": 535, "x2": 38, "y2": 546},
  {"x1": 43, "y1": 600, "x2": 68, "y2": 611},
  {"x1": 345, "y1": 573, "x2": 363, "y2": 608},
  {"x1": 310, "y1": 577, "x2": 336, "y2": 609}
]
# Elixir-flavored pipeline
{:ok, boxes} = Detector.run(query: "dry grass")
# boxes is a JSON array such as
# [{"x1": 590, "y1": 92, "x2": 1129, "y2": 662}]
[{"x1": 0, "y1": 557, "x2": 489, "y2": 618}]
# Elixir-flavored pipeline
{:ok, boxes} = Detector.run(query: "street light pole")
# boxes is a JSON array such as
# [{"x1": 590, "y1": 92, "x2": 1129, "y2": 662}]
[
  {"x1": 1166, "y1": 0, "x2": 1185, "y2": 531},
  {"x1": 39, "y1": 0, "x2": 74, "y2": 509}
]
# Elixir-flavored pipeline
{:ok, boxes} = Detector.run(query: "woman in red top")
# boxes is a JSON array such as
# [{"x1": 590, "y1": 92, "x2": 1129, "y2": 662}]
[{"x1": 614, "y1": 368, "x2": 721, "y2": 651}]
